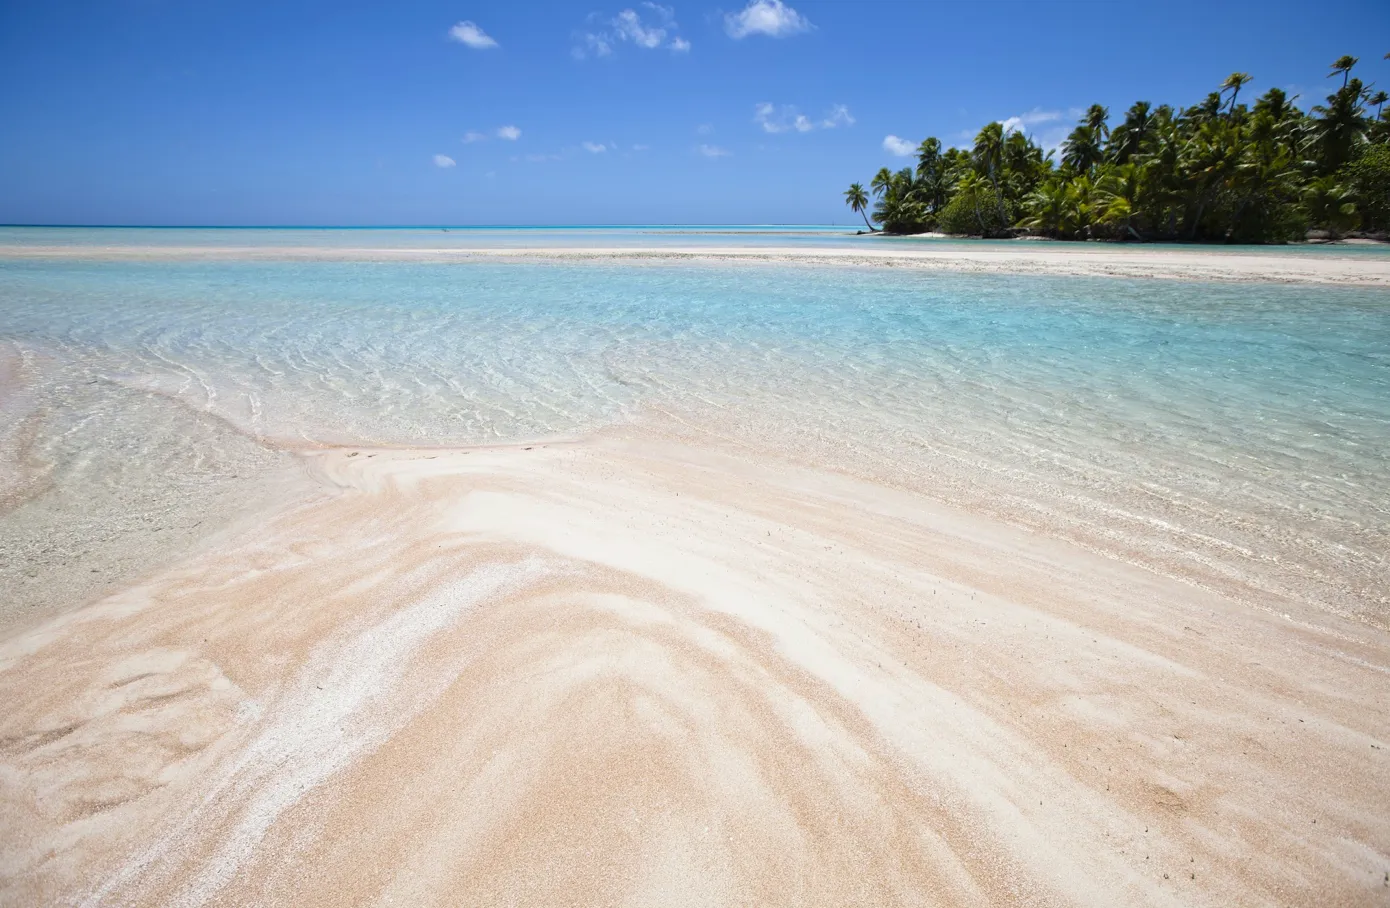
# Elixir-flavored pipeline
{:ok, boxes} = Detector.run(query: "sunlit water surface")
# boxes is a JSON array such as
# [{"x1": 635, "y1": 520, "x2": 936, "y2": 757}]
[{"x1": 2, "y1": 233, "x2": 1387, "y2": 626}]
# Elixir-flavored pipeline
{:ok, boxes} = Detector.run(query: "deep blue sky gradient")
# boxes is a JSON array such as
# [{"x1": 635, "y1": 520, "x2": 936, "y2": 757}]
[{"x1": 3, "y1": 0, "x2": 1388, "y2": 225}]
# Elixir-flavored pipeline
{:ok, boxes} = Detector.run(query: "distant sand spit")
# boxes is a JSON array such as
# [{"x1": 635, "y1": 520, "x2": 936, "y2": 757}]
[
  {"x1": 1, "y1": 433, "x2": 1386, "y2": 906},
  {"x1": 4, "y1": 242, "x2": 1390, "y2": 286}
]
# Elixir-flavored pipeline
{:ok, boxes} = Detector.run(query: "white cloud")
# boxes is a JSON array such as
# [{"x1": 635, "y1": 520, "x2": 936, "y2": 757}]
[
  {"x1": 754, "y1": 102, "x2": 853, "y2": 134},
  {"x1": 614, "y1": 8, "x2": 665, "y2": 47},
  {"x1": 696, "y1": 144, "x2": 730, "y2": 158},
  {"x1": 697, "y1": 123, "x2": 715, "y2": 135},
  {"x1": 725, "y1": 0, "x2": 811, "y2": 38},
  {"x1": 575, "y1": 33, "x2": 613, "y2": 59},
  {"x1": 821, "y1": 104, "x2": 854, "y2": 128},
  {"x1": 574, "y1": 5, "x2": 690, "y2": 59},
  {"x1": 433, "y1": 154, "x2": 456, "y2": 168},
  {"x1": 582, "y1": 141, "x2": 609, "y2": 153},
  {"x1": 448, "y1": 21, "x2": 498, "y2": 49},
  {"x1": 632, "y1": 144, "x2": 650, "y2": 151},
  {"x1": 462, "y1": 126, "x2": 522, "y2": 144},
  {"x1": 998, "y1": 107, "x2": 1062, "y2": 134},
  {"x1": 882, "y1": 135, "x2": 915, "y2": 156}
]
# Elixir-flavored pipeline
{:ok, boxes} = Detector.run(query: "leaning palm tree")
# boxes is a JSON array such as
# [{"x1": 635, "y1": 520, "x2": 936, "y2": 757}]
[
  {"x1": 844, "y1": 183, "x2": 874, "y2": 231},
  {"x1": 1221, "y1": 72, "x2": 1252, "y2": 112},
  {"x1": 1370, "y1": 90, "x2": 1389, "y2": 121},
  {"x1": 1328, "y1": 55, "x2": 1358, "y2": 88}
]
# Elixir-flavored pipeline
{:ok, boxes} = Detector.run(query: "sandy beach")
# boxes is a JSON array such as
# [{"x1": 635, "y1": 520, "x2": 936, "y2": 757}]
[
  {"x1": 4, "y1": 241, "x2": 1390, "y2": 286},
  {"x1": 1, "y1": 428, "x2": 1387, "y2": 906},
  {"x1": 2, "y1": 237, "x2": 1388, "y2": 906}
]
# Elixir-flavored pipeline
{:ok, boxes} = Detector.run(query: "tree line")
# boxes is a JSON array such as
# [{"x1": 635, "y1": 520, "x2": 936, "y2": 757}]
[{"x1": 843, "y1": 55, "x2": 1390, "y2": 243}]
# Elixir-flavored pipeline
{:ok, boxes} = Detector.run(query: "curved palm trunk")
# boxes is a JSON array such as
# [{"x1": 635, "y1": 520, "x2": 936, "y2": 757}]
[{"x1": 859, "y1": 209, "x2": 875, "y2": 231}]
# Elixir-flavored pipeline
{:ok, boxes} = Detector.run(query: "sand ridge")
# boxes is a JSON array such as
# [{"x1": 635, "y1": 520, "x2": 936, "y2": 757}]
[
  {"x1": 0, "y1": 433, "x2": 1386, "y2": 906},
  {"x1": 3, "y1": 242, "x2": 1390, "y2": 286}
]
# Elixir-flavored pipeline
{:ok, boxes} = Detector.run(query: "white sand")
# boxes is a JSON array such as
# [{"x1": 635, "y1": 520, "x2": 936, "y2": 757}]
[
  {"x1": 4, "y1": 242, "x2": 1390, "y2": 285},
  {"x1": 1, "y1": 431, "x2": 1386, "y2": 906}
]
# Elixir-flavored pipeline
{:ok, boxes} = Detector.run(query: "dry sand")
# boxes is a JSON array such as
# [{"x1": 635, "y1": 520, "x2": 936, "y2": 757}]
[
  {"x1": 1, "y1": 429, "x2": 1386, "y2": 906},
  {"x1": 3, "y1": 241, "x2": 1390, "y2": 286}
]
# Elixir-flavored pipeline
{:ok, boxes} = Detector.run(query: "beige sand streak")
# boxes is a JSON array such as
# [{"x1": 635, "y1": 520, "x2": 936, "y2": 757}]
[{"x1": 0, "y1": 434, "x2": 1386, "y2": 906}]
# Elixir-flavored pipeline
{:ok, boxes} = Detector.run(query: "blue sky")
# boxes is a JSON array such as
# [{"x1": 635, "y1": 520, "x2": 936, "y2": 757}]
[{"x1": 2, "y1": 0, "x2": 1388, "y2": 226}]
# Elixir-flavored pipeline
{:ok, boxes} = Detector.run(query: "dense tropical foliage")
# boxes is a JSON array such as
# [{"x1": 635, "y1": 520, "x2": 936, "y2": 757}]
[{"x1": 845, "y1": 56, "x2": 1390, "y2": 242}]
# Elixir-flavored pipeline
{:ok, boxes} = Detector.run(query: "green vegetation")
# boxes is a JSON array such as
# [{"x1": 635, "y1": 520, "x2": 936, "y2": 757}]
[{"x1": 844, "y1": 56, "x2": 1390, "y2": 242}]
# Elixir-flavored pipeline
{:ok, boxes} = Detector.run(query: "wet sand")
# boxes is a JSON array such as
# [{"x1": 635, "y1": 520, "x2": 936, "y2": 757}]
[
  {"x1": 4, "y1": 242, "x2": 1390, "y2": 286},
  {"x1": 1, "y1": 431, "x2": 1386, "y2": 906}
]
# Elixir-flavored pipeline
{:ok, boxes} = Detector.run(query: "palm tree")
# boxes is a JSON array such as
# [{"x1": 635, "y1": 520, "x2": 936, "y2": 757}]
[
  {"x1": 1328, "y1": 55, "x2": 1358, "y2": 88},
  {"x1": 915, "y1": 137, "x2": 942, "y2": 176},
  {"x1": 1084, "y1": 104, "x2": 1110, "y2": 140},
  {"x1": 1370, "y1": 90, "x2": 1389, "y2": 120},
  {"x1": 1312, "y1": 78, "x2": 1370, "y2": 172},
  {"x1": 844, "y1": 183, "x2": 873, "y2": 231},
  {"x1": 972, "y1": 121, "x2": 1009, "y2": 225},
  {"x1": 1109, "y1": 101, "x2": 1154, "y2": 163},
  {"x1": 1061, "y1": 124, "x2": 1103, "y2": 175},
  {"x1": 870, "y1": 167, "x2": 893, "y2": 199},
  {"x1": 1303, "y1": 176, "x2": 1359, "y2": 237},
  {"x1": 1221, "y1": 72, "x2": 1252, "y2": 112}
]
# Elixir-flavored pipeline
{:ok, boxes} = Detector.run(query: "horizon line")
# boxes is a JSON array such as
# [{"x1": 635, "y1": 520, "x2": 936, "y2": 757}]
[{"x1": 0, "y1": 223, "x2": 855, "y2": 230}]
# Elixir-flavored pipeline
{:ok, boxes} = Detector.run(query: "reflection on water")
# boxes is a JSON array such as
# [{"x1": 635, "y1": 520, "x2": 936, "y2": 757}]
[{"x1": 1, "y1": 250, "x2": 1387, "y2": 625}]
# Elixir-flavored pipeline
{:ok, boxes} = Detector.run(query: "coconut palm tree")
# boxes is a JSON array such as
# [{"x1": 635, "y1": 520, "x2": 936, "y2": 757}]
[
  {"x1": 1303, "y1": 176, "x2": 1359, "y2": 237},
  {"x1": 972, "y1": 121, "x2": 1009, "y2": 225},
  {"x1": 870, "y1": 167, "x2": 894, "y2": 199},
  {"x1": 1084, "y1": 104, "x2": 1110, "y2": 140},
  {"x1": 1312, "y1": 78, "x2": 1370, "y2": 172},
  {"x1": 1221, "y1": 73, "x2": 1252, "y2": 113},
  {"x1": 1109, "y1": 101, "x2": 1154, "y2": 163},
  {"x1": 1328, "y1": 55, "x2": 1358, "y2": 88},
  {"x1": 1370, "y1": 90, "x2": 1389, "y2": 120},
  {"x1": 1061, "y1": 124, "x2": 1104, "y2": 175},
  {"x1": 844, "y1": 183, "x2": 873, "y2": 231}
]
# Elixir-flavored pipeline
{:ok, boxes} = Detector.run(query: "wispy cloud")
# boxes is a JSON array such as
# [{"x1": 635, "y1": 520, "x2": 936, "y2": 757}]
[
  {"x1": 696, "y1": 144, "x2": 731, "y2": 158},
  {"x1": 755, "y1": 102, "x2": 853, "y2": 134},
  {"x1": 462, "y1": 125, "x2": 522, "y2": 144},
  {"x1": 998, "y1": 107, "x2": 1062, "y2": 134},
  {"x1": 632, "y1": 144, "x2": 651, "y2": 151},
  {"x1": 725, "y1": 0, "x2": 811, "y2": 38},
  {"x1": 882, "y1": 135, "x2": 915, "y2": 156},
  {"x1": 448, "y1": 21, "x2": 498, "y2": 49},
  {"x1": 575, "y1": 4, "x2": 691, "y2": 59},
  {"x1": 433, "y1": 154, "x2": 456, "y2": 168},
  {"x1": 582, "y1": 141, "x2": 609, "y2": 153},
  {"x1": 697, "y1": 123, "x2": 715, "y2": 135}
]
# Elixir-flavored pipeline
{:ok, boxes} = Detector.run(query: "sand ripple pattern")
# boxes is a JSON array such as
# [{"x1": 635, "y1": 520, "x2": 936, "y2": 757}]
[{"x1": 0, "y1": 441, "x2": 1386, "y2": 906}]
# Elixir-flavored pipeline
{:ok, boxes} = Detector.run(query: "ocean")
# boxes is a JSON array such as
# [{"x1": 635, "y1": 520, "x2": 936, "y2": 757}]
[{"x1": 2, "y1": 227, "x2": 1387, "y2": 626}]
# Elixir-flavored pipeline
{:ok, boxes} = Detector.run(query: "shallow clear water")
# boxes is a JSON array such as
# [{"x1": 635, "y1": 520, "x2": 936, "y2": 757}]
[{"x1": 2, "y1": 231, "x2": 1388, "y2": 625}]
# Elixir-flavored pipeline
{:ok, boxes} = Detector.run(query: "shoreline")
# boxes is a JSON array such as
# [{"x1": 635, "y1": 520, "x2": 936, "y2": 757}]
[
  {"x1": 3, "y1": 242, "x2": 1390, "y2": 286},
  {"x1": 1, "y1": 431, "x2": 1386, "y2": 904}
]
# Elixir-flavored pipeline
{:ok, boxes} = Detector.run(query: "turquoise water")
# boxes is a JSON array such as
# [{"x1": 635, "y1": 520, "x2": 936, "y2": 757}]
[
  {"x1": 6, "y1": 224, "x2": 1390, "y2": 256},
  {"x1": 1, "y1": 232, "x2": 1388, "y2": 625}
]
